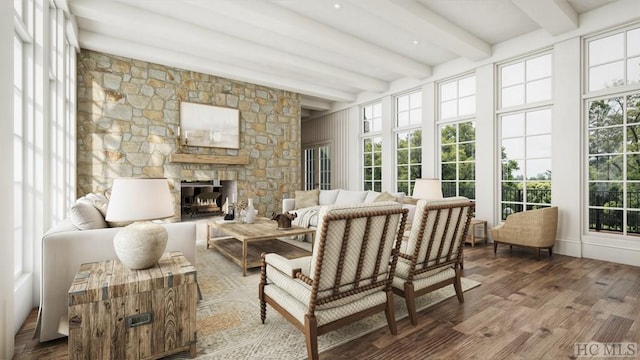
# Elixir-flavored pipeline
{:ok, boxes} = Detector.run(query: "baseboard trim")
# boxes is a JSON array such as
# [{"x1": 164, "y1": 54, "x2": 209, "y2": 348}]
[
  {"x1": 582, "y1": 242, "x2": 640, "y2": 267},
  {"x1": 554, "y1": 238, "x2": 581, "y2": 258}
]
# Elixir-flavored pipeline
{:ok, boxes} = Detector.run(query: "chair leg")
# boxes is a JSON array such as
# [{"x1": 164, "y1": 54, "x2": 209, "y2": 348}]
[
  {"x1": 493, "y1": 242, "x2": 498, "y2": 254},
  {"x1": 536, "y1": 248, "x2": 540, "y2": 261},
  {"x1": 259, "y1": 262, "x2": 267, "y2": 324},
  {"x1": 549, "y1": 247, "x2": 553, "y2": 257},
  {"x1": 384, "y1": 290, "x2": 397, "y2": 335},
  {"x1": 259, "y1": 283, "x2": 267, "y2": 324},
  {"x1": 404, "y1": 282, "x2": 417, "y2": 326},
  {"x1": 453, "y1": 268, "x2": 464, "y2": 303},
  {"x1": 304, "y1": 315, "x2": 319, "y2": 360}
]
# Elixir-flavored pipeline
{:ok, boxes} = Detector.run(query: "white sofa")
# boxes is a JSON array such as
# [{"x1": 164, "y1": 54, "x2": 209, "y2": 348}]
[
  {"x1": 282, "y1": 189, "x2": 416, "y2": 238},
  {"x1": 36, "y1": 195, "x2": 197, "y2": 342}
]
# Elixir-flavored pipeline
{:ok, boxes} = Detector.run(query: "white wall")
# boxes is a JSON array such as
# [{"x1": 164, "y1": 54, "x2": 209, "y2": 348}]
[
  {"x1": 552, "y1": 37, "x2": 582, "y2": 258},
  {"x1": 303, "y1": 3, "x2": 640, "y2": 266},
  {"x1": 475, "y1": 64, "x2": 496, "y2": 227},
  {"x1": 0, "y1": 0, "x2": 15, "y2": 357},
  {"x1": 301, "y1": 108, "x2": 353, "y2": 190}
]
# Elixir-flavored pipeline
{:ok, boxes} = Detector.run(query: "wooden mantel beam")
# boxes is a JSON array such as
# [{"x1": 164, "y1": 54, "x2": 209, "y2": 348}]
[{"x1": 169, "y1": 153, "x2": 250, "y2": 165}]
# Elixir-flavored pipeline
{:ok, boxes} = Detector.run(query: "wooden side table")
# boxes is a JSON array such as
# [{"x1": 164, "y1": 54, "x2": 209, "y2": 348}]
[
  {"x1": 68, "y1": 252, "x2": 197, "y2": 359},
  {"x1": 466, "y1": 219, "x2": 488, "y2": 247}
]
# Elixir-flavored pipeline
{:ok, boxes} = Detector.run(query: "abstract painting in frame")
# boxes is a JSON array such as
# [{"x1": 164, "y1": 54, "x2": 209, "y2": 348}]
[{"x1": 180, "y1": 102, "x2": 240, "y2": 149}]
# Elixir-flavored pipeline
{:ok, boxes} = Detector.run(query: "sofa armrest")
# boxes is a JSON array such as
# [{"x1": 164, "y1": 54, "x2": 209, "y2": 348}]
[{"x1": 282, "y1": 198, "x2": 295, "y2": 213}]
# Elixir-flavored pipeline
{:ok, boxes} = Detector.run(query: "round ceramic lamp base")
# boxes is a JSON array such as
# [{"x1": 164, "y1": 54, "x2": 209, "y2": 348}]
[{"x1": 113, "y1": 221, "x2": 168, "y2": 269}]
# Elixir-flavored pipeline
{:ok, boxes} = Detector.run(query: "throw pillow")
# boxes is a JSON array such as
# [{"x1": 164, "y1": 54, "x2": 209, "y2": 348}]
[
  {"x1": 403, "y1": 196, "x2": 418, "y2": 205},
  {"x1": 295, "y1": 189, "x2": 319, "y2": 209},
  {"x1": 70, "y1": 199, "x2": 108, "y2": 230},
  {"x1": 84, "y1": 192, "x2": 109, "y2": 217},
  {"x1": 374, "y1": 191, "x2": 397, "y2": 202}
]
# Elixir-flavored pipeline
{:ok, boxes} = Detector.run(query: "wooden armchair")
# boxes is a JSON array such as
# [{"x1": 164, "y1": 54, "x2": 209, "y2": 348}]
[
  {"x1": 393, "y1": 197, "x2": 474, "y2": 325},
  {"x1": 259, "y1": 201, "x2": 408, "y2": 360}
]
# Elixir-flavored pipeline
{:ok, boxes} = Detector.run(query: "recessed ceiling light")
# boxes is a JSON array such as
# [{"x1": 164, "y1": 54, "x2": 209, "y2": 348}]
[
  {"x1": 333, "y1": 3, "x2": 341, "y2": 9},
  {"x1": 413, "y1": 40, "x2": 419, "y2": 45}
]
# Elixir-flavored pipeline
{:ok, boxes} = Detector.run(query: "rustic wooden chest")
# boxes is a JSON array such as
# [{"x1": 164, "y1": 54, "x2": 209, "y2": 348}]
[{"x1": 68, "y1": 251, "x2": 197, "y2": 359}]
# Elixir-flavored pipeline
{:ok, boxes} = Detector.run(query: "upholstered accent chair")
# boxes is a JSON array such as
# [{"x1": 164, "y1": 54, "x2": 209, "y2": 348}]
[
  {"x1": 491, "y1": 206, "x2": 558, "y2": 260},
  {"x1": 259, "y1": 201, "x2": 408, "y2": 360},
  {"x1": 393, "y1": 197, "x2": 474, "y2": 325}
]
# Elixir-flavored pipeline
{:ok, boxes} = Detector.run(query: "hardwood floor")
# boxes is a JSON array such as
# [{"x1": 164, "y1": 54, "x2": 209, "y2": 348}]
[{"x1": 13, "y1": 244, "x2": 640, "y2": 359}]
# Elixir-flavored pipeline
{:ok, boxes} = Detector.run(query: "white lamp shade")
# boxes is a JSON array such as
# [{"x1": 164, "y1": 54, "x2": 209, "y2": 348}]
[
  {"x1": 412, "y1": 178, "x2": 443, "y2": 200},
  {"x1": 106, "y1": 178, "x2": 175, "y2": 222}
]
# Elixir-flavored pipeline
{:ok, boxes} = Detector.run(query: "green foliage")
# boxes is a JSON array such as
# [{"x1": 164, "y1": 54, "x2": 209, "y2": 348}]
[{"x1": 396, "y1": 130, "x2": 422, "y2": 184}]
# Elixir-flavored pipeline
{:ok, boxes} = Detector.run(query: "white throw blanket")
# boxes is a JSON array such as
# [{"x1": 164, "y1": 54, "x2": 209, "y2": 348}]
[{"x1": 291, "y1": 206, "x2": 320, "y2": 241}]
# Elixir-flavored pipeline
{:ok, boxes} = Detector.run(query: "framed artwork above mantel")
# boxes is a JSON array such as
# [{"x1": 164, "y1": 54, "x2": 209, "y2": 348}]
[{"x1": 180, "y1": 102, "x2": 240, "y2": 149}]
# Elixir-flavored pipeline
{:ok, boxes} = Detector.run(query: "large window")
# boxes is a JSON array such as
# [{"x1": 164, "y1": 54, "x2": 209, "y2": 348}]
[
  {"x1": 319, "y1": 145, "x2": 330, "y2": 190},
  {"x1": 363, "y1": 137, "x2": 382, "y2": 191},
  {"x1": 304, "y1": 148, "x2": 315, "y2": 190},
  {"x1": 586, "y1": 24, "x2": 640, "y2": 236},
  {"x1": 395, "y1": 91, "x2": 422, "y2": 194},
  {"x1": 587, "y1": 95, "x2": 640, "y2": 236},
  {"x1": 438, "y1": 75, "x2": 476, "y2": 200},
  {"x1": 498, "y1": 53, "x2": 553, "y2": 219},
  {"x1": 12, "y1": 0, "x2": 78, "y2": 331},
  {"x1": 362, "y1": 102, "x2": 382, "y2": 191},
  {"x1": 14, "y1": 33, "x2": 24, "y2": 277},
  {"x1": 587, "y1": 27, "x2": 640, "y2": 92},
  {"x1": 303, "y1": 144, "x2": 331, "y2": 190},
  {"x1": 441, "y1": 122, "x2": 476, "y2": 199}
]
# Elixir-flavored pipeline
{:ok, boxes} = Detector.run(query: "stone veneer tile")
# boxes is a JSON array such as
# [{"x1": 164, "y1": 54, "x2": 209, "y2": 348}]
[{"x1": 77, "y1": 50, "x2": 301, "y2": 219}]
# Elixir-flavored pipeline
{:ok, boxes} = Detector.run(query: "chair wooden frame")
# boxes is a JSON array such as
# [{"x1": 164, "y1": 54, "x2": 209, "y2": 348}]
[
  {"x1": 259, "y1": 205, "x2": 408, "y2": 360},
  {"x1": 393, "y1": 199, "x2": 474, "y2": 325}
]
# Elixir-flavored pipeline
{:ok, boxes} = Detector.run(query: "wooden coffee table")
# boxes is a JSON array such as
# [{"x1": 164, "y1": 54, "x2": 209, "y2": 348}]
[{"x1": 207, "y1": 217, "x2": 316, "y2": 276}]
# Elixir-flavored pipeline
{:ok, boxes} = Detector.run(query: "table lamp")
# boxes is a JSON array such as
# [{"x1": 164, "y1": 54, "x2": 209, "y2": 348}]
[
  {"x1": 412, "y1": 178, "x2": 444, "y2": 200},
  {"x1": 106, "y1": 178, "x2": 175, "y2": 269}
]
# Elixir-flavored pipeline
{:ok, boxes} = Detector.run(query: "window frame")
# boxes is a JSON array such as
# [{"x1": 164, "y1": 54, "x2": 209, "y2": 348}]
[
  {"x1": 496, "y1": 51, "x2": 554, "y2": 220},
  {"x1": 583, "y1": 23, "x2": 640, "y2": 238},
  {"x1": 303, "y1": 143, "x2": 332, "y2": 190},
  {"x1": 437, "y1": 74, "x2": 477, "y2": 201},
  {"x1": 361, "y1": 101, "x2": 383, "y2": 192},
  {"x1": 394, "y1": 90, "x2": 422, "y2": 195}
]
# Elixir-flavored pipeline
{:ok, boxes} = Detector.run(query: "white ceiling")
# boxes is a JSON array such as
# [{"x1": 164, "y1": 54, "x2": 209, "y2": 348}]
[{"x1": 69, "y1": 0, "x2": 617, "y2": 116}]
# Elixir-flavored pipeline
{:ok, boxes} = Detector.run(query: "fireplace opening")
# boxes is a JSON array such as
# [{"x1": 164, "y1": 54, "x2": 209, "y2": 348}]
[{"x1": 180, "y1": 180, "x2": 236, "y2": 220}]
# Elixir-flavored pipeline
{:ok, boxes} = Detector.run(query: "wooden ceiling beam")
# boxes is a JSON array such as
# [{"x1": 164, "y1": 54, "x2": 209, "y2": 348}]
[
  {"x1": 186, "y1": 0, "x2": 432, "y2": 79},
  {"x1": 355, "y1": 0, "x2": 491, "y2": 61},
  {"x1": 512, "y1": 0, "x2": 578, "y2": 35},
  {"x1": 78, "y1": 31, "x2": 357, "y2": 102},
  {"x1": 72, "y1": 0, "x2": 389, "y2": 93}
]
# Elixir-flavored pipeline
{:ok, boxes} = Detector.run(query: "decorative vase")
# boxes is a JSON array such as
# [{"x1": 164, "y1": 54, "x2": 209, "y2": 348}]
[
  {"x1": 113, "y1": 221, "x2": 167, "y2": 269},
  {"x1": 245, "y1": 198, "x2": 257, "y2": 224}
]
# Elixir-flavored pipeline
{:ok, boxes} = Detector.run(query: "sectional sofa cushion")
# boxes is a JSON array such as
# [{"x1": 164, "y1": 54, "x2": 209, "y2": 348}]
[
  {"x1": 319, "y1": 189, "x2": 340, "y2": 205},
  {"x1": 334, "y1": 190, "x2": 369, "y2": 205},
  {"x1": 70, "y1": 199, "x2": 108, "y2": 230}
]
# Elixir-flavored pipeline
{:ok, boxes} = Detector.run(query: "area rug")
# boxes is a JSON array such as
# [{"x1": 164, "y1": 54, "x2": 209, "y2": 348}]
[{"x1": 168, "y1": 241, "x2": 480, "y2": 359}]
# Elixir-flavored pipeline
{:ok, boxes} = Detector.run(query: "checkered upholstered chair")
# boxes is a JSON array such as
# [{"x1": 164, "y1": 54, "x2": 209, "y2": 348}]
[
  {"x1": 259, "y1": 201, "x2": 408, "y2": 360},
  {"x1": 393, "y1": 197, "x2": 474, "y2": 325}
]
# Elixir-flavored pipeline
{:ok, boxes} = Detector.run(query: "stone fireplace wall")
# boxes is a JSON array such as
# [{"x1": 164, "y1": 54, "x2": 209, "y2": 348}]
[{"x1": 77, "y1": 50, "x2": 301, "y2": 220}]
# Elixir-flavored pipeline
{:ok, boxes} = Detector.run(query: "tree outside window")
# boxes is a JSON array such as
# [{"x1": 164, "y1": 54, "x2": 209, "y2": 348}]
[
  {"x1": 585, "y1": 24, "x2": 640, "y2": 236},
  {"x1": 363, "y1": 137, "x2": 382, "y2": 191},
  {"x1": 441, "y1": 122, "x2": 476, "y2": 200}
]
